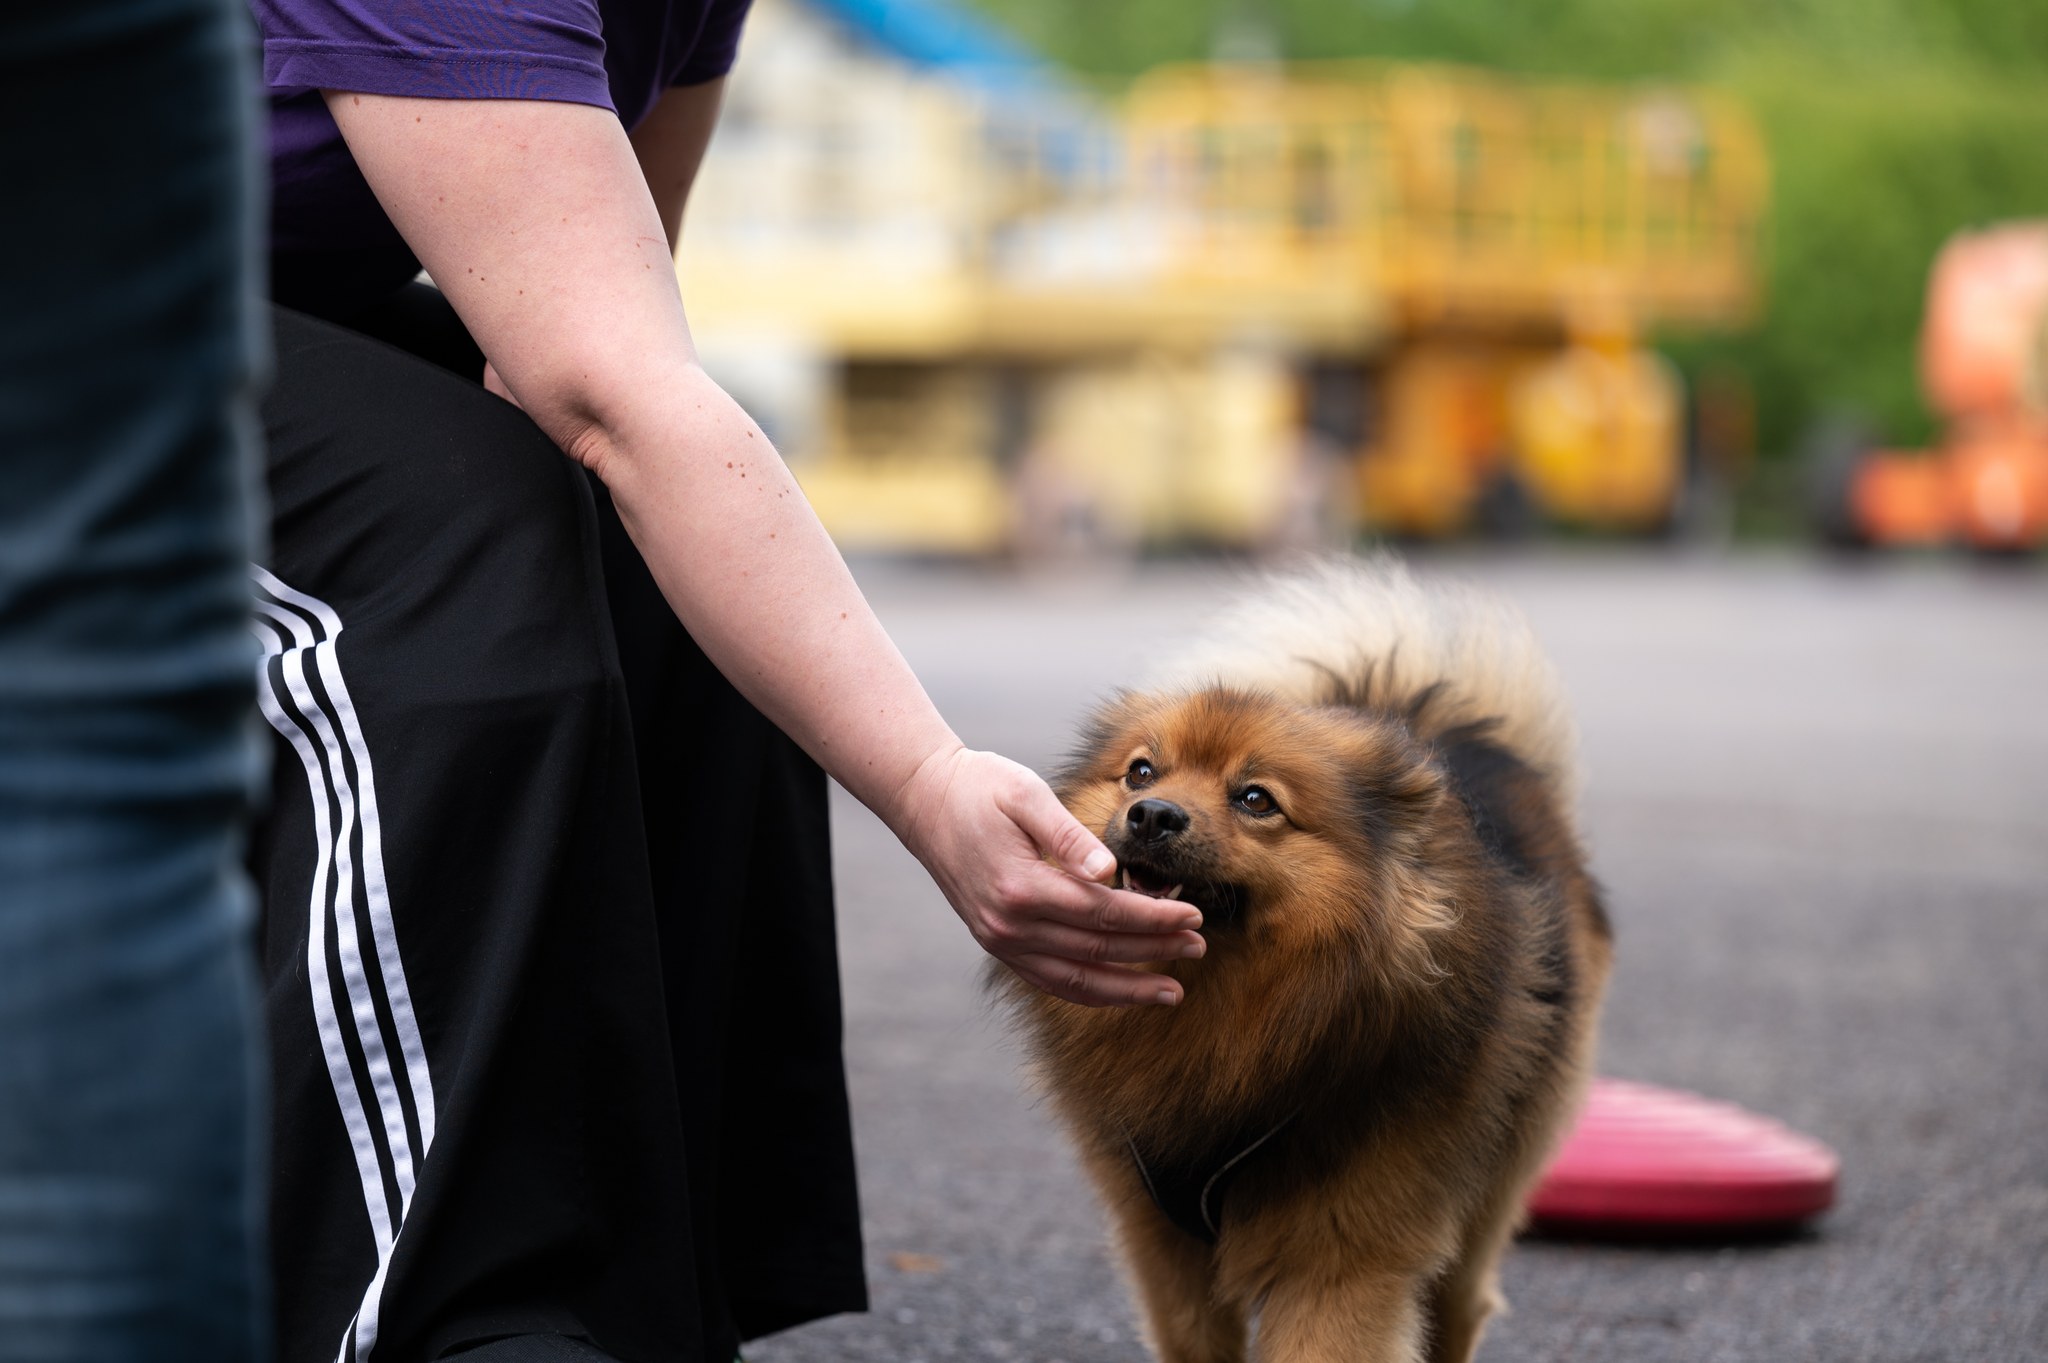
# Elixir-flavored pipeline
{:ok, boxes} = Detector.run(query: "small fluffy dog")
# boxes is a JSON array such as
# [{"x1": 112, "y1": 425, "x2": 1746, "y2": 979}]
[{"x1": 996, "y1": 559, "x2": 1612, "y2": 1363}]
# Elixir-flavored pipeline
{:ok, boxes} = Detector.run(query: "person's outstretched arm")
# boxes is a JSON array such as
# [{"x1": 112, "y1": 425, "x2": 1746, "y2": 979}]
[{"x1": 325, "y1": 91, "x2": 1203, "y2": 1005}]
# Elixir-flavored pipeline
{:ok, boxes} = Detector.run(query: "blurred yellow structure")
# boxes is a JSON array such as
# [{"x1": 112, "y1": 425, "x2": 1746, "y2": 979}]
[{"x1": 682, "y1": 0, "x2": 1767, "y2": 551}]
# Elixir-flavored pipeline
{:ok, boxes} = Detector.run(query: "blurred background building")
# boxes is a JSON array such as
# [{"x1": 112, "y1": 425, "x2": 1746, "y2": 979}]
[{"x1": 681, "y1": 0, "x2": 2048, "y2": 556}]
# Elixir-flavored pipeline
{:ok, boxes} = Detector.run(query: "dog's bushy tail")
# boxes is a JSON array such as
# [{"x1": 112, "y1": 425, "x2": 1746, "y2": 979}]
[{"x1": 1150, "y1": 556, "x2": 1581, "y2": 810}]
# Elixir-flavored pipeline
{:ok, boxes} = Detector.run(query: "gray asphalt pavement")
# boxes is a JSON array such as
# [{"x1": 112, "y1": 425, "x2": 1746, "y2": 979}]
[{"x1": 747, "y1": 550, "x2": 2048, "y2": 1363}]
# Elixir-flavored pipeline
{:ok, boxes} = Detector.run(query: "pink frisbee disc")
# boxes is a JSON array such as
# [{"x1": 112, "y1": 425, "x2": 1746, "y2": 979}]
[{"x1": 1526, "y1": 1078, "x2": 1839, "y2": 1234}]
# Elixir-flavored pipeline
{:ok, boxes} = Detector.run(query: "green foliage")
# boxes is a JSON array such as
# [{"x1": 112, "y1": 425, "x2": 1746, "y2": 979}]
[
  {"x1": 1688, "y1": 57, "x2": 2048, "y2": 454},
  {"x1": 967, "y1": 0, "x2": 2048, "y2": 463}
]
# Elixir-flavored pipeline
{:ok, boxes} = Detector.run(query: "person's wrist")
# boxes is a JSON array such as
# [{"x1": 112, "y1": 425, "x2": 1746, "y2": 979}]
[{"x1": 879, "y1": 736, "x2": 969, "y2": 864}]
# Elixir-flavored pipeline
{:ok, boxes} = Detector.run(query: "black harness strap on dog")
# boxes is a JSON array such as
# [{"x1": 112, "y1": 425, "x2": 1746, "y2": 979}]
[{"x1": 1123, "y1": 1112, "x2": 1299, "y2": 1244}]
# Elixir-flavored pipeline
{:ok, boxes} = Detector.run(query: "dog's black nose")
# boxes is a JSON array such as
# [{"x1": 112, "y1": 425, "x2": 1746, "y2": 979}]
[{"x1": 1126, "y1": 798, "x2": 1189, "y2": 843}]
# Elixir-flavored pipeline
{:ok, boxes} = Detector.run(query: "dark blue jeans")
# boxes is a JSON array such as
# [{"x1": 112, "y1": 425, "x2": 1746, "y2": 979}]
[{"x1": 0, "y1": 2, "x2": 267, "y2": 1359}]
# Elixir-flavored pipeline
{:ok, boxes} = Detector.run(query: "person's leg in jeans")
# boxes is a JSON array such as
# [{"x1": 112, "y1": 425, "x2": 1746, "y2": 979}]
[{"x1": 0, "y1": 2, "x2": 268, "y2": 1359}]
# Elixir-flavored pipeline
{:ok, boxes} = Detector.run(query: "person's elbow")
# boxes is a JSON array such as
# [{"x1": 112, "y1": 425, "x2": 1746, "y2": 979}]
[{"x1": 510, "y1": 344, "x2": 720, "y2": 488}]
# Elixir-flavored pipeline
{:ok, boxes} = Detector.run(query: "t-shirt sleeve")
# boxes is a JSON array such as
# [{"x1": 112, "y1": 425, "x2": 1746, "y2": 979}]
[
  {"x1": 255, "y1": 0, "x2": 616, "y2": 111},
  {"x1": 672, "y1": 0, "x2": 753, "y2": 86}
]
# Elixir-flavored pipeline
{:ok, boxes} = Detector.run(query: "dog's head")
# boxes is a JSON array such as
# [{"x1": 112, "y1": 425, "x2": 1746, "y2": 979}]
[{"x1": 1059, "y1": 687, "x2": 1457, "y2": 964}]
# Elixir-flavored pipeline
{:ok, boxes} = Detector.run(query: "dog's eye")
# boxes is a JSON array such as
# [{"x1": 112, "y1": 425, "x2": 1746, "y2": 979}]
[
  {"x1": 1125, "y1": 758, "x2": 1156, "y2": 787},
  {"x1": 1236, "y1": 786, "x2": 1279, "y2": 816}
]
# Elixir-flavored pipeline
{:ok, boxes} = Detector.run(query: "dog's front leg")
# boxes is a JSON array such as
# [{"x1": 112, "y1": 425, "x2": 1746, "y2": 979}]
[
  {"x1": 1253, "y1": 1268, "x2": 1427, "y2": 1363},
  {"x1": 1107, "y1": 1204, "x2": 1247, "y2": 1363}
]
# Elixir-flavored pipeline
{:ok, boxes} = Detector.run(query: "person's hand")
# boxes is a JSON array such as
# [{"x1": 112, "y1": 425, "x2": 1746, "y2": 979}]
[{"x1": 892, "y1": 745, "x2": 1206, "y2": 1007}]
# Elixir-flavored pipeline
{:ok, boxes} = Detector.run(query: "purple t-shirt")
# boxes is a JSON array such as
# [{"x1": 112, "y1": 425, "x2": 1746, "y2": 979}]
[{"x1": 254, "y1": 0, "x2": 752, "y2": 312}]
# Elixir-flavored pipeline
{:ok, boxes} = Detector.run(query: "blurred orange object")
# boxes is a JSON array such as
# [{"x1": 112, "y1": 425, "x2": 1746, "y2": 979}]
[
  {"x1": 1921, "y1": 224, "x2": 2048, "y2": 420},
  {"x1": 1828, "y1": 223, "x2": 2048, "y2": 552},
  {"x1": 1948, "y1": 418, "x2": 2048, "y2": 551},
  {"x1": 1848, "y1": 451, "x2": 1952, "y2": 547}
]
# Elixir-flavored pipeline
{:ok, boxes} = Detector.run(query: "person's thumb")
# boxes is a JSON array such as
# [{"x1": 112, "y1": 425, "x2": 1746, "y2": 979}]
[{"x1": 1001, "y1": 769, "x2": 1116, "y2": 883}]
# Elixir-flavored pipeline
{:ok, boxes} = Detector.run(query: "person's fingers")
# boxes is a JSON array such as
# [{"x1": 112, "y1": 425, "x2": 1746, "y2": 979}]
[
  {"x1": 996, "y1": 769, "x2": 1117, "y2": 883},
  {"x1": 995, "y1": 859, "x2": 1202, "y2": 934},
  {"x1": 1007, "y1": 953, "x2": 1185, "y2": 1008},
  {"x1": 1092, "y1": 884, "x2": 1205, "y2": 933},
  {"x1": 998, "y1": 920, "x2": 1205, "y2": 966}
]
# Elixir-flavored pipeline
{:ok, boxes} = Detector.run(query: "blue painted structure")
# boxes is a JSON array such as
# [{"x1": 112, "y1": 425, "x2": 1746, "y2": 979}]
[{"x1": 804, "y1": 0, "x2": 1055, "y2": 94}]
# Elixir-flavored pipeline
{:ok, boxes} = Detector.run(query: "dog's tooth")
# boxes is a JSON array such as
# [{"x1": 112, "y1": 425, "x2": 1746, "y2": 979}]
[{"x1": 1167, "y1": 885, "x2": 1184, "y2": 900}]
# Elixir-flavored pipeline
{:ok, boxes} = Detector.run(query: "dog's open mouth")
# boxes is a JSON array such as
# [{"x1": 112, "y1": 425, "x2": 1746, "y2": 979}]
[
  {"x1": 1115, "y1": 859, "x2": 1249, "y2": 925},
  {"x1": 1118, "y1": 863, "x2": 1186, "y2": 901}
]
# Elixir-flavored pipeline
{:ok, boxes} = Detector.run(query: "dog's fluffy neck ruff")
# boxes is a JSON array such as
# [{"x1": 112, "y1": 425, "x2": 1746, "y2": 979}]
[
  {"x1": 1118, "y1": 1106, "x2": 1302, "y2": 1244},
  {"x1": 1017, "y1": 836, "x2": 1481, "y2": 1168}
]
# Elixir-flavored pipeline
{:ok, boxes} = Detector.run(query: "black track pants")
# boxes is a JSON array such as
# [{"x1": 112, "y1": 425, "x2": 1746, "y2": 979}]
[{"x1": 251, "y1": 299, "x2": 866, "y2": 1363}]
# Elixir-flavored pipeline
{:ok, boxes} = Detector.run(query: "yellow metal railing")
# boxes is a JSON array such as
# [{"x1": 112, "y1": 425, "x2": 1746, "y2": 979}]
[
  {"x1": 687, "y1": 56, "x2": 1766, "y2": 353},
  {"x1": 1114, "y1": 62, "x2": 1768, "y2": 331}
]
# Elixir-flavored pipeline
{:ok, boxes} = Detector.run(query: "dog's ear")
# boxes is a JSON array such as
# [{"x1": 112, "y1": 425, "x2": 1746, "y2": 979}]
[{"x1": 1346, "y1": 727, "x2": 1448, "y2": 859}]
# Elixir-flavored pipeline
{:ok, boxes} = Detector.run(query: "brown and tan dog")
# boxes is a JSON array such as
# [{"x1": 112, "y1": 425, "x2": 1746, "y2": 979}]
[{"x1": 994, "y1": 560, "x2": 1612, "y2": 1363}]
